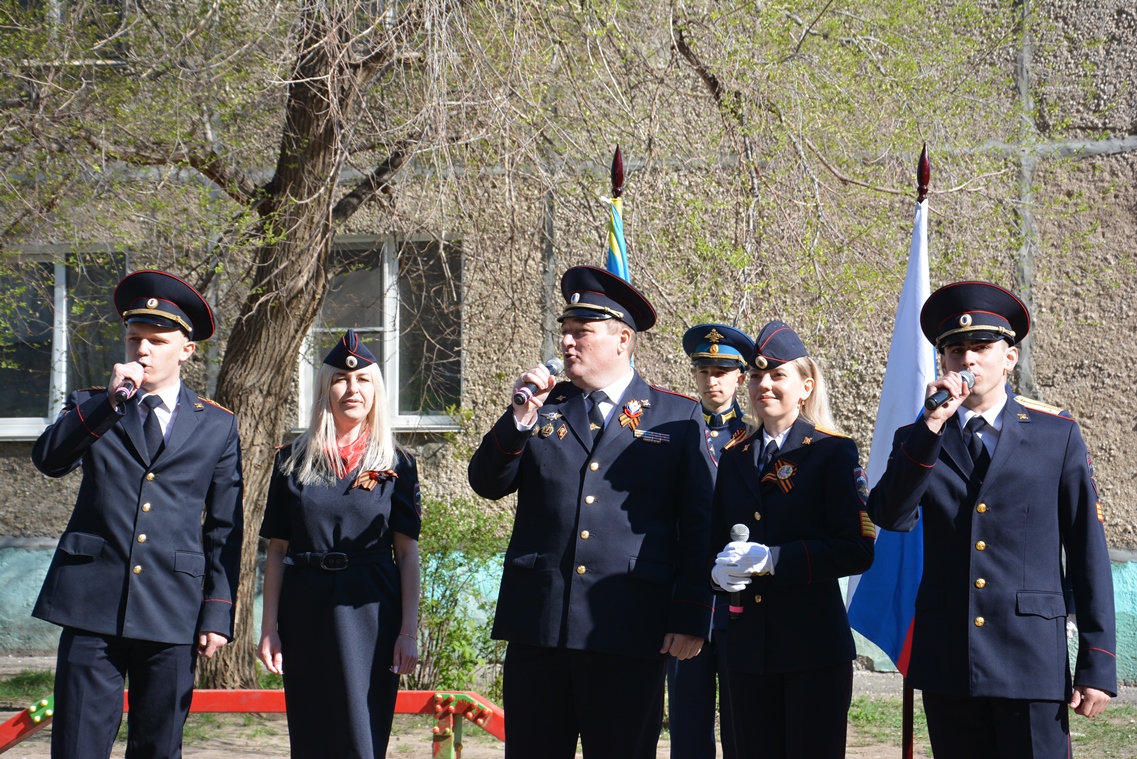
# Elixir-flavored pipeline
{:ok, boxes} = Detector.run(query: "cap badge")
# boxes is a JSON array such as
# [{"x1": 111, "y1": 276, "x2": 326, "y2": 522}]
[
  {"x1": 959, "y1": 314, "x2": 973, "y2": 327},
  {"x1": 705, "y1": 328, "x2": 724, "y2": 343},
  {"x1": 345, "y1": 355, "x2": 358, "y2": 369},
  {"x1": 146, "y1": 298, "x2": 158, "y2": 309},
  {"x1": 754, "y1": 355, "x2": 768, "y2": 369},
  {"x1": 709, "y1": 344, "x2": 719, "y2": 354},
  {"x1": 570, "y1": 293, "x2": 581, "y2": 304}
]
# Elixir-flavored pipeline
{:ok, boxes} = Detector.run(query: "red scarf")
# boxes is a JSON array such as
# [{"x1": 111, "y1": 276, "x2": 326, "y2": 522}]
[{"x1": 336, "y1": 430, "x2": 369, "y2": 475}]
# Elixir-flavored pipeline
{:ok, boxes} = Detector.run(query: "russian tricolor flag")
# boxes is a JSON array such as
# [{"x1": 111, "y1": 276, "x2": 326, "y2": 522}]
[{"x1": 845, "y1": 194, "x2": 936, "y2": 674}]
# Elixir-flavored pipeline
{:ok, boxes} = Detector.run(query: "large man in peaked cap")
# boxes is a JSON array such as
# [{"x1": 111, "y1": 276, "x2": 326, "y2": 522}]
[
  {"x1": 867, "y1": 281, "x2": 1115, "y2": 758},
  {"x1": 32, "y1": 270, "x2": 243, "y2": 759},
  {"x1": 469, "y1": 266, "x2": 717, "y2": 759}
]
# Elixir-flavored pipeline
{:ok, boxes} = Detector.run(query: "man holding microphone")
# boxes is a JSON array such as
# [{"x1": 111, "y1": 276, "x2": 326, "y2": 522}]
[{"x1": 469, "y1": 265, "x2": 716, "y2": 759}]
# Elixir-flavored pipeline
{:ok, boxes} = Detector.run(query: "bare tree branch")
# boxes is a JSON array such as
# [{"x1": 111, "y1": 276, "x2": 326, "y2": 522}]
[{"x1": 331, "y1": 139, "x2": 419, "y2": 223}]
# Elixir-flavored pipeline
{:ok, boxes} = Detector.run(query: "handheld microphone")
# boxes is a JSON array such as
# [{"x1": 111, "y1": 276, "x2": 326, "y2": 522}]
[
  {"x1": 728, "y1": 523, "x2": 749, "y2": 620},
  {"x1": 923, "y1": 369, "x2": 975, "y2": 412},
  {"x1": 114, "y1": 379, "x2": 136, "y2": 403},
  {"x1": 512, "y1": 357, "x2": 565, "y2": 406}
]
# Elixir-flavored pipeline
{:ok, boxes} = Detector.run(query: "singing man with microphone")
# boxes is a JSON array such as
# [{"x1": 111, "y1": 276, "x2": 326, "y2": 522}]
[
  {"x1": 468, "y1": 265, "x2": 716, "y2": 759},
  {"x1": 868, "y1": 281, "x2": 1116, "y2": 758},
  {"x1": 31, "y1": 270, "x2": 243, "y2": 759}
]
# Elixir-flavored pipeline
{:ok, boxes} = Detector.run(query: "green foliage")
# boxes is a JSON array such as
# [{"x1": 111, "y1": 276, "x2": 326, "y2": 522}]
[{"x1": 410, "y1": 496, "x2": 510, "y2": 702}]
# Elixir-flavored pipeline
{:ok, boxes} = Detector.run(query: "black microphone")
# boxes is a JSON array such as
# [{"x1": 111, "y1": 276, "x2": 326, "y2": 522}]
[
  {"x1": 923, "y1": 369, "x2": 975, "y2": 412},
  {"x1": 728, "y1": 523, "x2": 749, "y2": 620},
  {"x1": 114, "y1": 379, "x2": 136, "y2": 403},
  {"x1": 512, "y1": 358, "x2": 565, "y2": 406}
]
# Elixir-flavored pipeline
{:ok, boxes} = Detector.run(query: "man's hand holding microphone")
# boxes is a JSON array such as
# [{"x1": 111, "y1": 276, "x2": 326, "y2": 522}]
[
  {"x1": 511, "y1": 358, "x2": 564, "y2": 426},
  {"x1": 109, "y1": 362, "x2": 147, "y2": 409}
]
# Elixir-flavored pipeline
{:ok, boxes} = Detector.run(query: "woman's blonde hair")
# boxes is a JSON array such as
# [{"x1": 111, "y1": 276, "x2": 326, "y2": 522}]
[
  {"x1": 281, "y1": 362, "x2": 396, "y2": 484},
  {"x1": 747, "y1": 355, "x2": 841, "y2": 435}
]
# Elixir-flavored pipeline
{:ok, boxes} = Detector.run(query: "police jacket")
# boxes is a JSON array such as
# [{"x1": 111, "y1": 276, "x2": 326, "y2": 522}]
[
  {"x1": 468, "y1": 372, "x2": 716, "y2": 658},
  {"x1": 32, "y1": 385, "x2": 244, "y2": 645},
  {"x1": 710, "y1": 418, "x2": 875, "y2": 675},
  {"x1": 866, "y1": 391, "x2": 1116, "y2": 700}
]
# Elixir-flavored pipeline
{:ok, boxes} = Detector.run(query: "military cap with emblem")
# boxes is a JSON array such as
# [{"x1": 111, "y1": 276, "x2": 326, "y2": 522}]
[
  {"x1": 323, "y1": 329, "x2": 377, "y2": 370},
  {"x1": 113, "y1": 269, "x2": 215, "y2": 340},
  {"x1": 749, "y1": 320, "x2": 808, "y2": 370},
  {"x1": 683, "y1": 323, "x2": 754, "y2": 370},
  {"x1": 920, "y1": 281, "x2": 1031, "y2": 350},
  {"x1": 558, "y1": 265, "x2": 656, "y2": 332}
]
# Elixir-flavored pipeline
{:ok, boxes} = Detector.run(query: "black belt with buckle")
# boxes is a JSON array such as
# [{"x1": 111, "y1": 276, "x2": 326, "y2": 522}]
[{"x1": 284, "y1": 550, "x2": 394, "y2": 571}]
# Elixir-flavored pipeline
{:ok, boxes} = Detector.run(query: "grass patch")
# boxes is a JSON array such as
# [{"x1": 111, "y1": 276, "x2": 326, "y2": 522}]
[
  {"x1": 182, "y1": 713, "x2": 222, "y2": 745},
  {"x1": 1071, "y1": 704, "x2": 1137, "y2": 757},
  {"x1": 847, "y1": 696, "x2": 929, "y2": 747},
  {"x1": 0, "y1": 669, "x2": 55, "y2": 706}
]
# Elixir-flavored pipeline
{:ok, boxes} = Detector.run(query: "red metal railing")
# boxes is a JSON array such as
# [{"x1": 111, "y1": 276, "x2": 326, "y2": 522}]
[{"x1": 0, "y1": 690, "x2": 504, "y2": 759}]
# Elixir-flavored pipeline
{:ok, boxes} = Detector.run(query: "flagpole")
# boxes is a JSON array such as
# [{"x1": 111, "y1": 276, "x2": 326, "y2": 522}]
[{"x1": 902, "y1": 143, "x2": 930, "y2": 759}]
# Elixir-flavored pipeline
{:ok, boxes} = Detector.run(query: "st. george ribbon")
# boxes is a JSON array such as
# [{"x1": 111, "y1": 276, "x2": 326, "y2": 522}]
[
  {"x1": 923, "y1": 369, "x2": 975, "y2": 412},
  {"x1": 512, "y1": 358, "x2": 565, "y2": 406},
  {"x1": 728, "y1": 523, "x2": 749, "y2": 619}
]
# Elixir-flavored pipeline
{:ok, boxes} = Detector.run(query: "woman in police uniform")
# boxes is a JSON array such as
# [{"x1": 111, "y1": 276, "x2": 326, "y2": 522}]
[
  {"x1": 258, "y1": 330, "x2": 421, "y2": 758},
  {"x1": 709, "y1": 321, "x2": 874, "y2": 758}
]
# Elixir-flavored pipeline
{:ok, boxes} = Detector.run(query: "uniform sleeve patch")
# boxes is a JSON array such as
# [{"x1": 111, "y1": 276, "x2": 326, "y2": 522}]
[
  {"x1": 1096, "y1": 502, "x2": 1105, "y2": 523},
  {"x1": 859, "y1": 510, "x2": 876, "y2": 538},
  {"x1": 854, "y1": 466, "x2": 869, "y2": 506}
]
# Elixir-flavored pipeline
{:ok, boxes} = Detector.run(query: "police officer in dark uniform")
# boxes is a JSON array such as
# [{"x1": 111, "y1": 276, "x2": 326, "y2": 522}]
[
  {"x1": 710, "y1": 321, "x2": 875, "y2": 759},
  {"x1": 867, "y1": 281, "x2": 1116, "y2": 758},
  {"x1": 667, "y1": 323, "x2": 753, "y2": 759},
  {"x1": 468, "y1": 266, "x2": 716, "y2": 759},
  {"x1": 32, "y1": 270, "x2": 243, "y2": 759}
]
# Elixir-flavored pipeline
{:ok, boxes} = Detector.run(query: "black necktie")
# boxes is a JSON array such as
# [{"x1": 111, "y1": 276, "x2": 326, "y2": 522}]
[
  {"x1": 760, "y1": 439, "x2": 779, "y2": 470},
  {"x1": 142, "y1": 395, "x2": 165, "y2": 461},
  {"x1": 587, "y1": 391, "x2": 609, "y2": 445},
  {"x1": 963, "y1": 415, "x2": 990, "y2": 478}
]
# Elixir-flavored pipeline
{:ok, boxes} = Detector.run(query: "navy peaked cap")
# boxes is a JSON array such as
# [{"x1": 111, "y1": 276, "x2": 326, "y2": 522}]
[
  {"x1": 921, "y1": 281, "x2": 1030, "y2": 349},
  {"x1": 558, "y1": 266, "x2": 656, "y2": 331},
  {"x1": 114, "y1": 270, "x2": 215, "y2": 340},
  {"x1": 683, "y1": 324, "x2": 753, "y2": 369}
]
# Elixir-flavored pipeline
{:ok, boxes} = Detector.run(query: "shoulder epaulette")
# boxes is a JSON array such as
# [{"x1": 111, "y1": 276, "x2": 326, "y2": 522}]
[
  {"x1": 78, "y1": 386, "x2": 107, "y2": 393},
  {"x1": 650, "y1": 385, "x2": 698, "y2": 403},
  {"x1": 1014, "y1": 395, "x2": 1069, "y2": 419},
  {"x1": 197, "y1": 396, "x2": 234, "y2": 414},
  {"x1": 813, "y1": 425, "x2": 850, "y2": 439}
]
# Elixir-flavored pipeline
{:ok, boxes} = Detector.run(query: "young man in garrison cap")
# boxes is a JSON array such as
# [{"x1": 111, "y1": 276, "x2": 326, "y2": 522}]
[
  {"x1": 867, "y1": 281, "x2": 1115, "y2": 758},
  {"x1": 666, "y1": 323, "x2": 753, "y2": 759},
  {"x1": 468, "y1": 266, "x2": 717, "y2": 759},
  {"x1": 32, "y1": 270, "x2": 243, "y2": 759}
]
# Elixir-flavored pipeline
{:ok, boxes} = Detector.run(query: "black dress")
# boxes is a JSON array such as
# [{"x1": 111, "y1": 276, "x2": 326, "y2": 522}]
[{"x1": 260, "y1": 446, "x2": 421, "y2": 759}]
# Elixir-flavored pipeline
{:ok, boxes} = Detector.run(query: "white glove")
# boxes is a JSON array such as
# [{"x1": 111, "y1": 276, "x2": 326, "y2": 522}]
[
  {"x1": 733, "y1": 541, "x2": 772, "y2": 576},
  {"x1": 711, "y1": 560, "x2": 752, "y2": 592}
]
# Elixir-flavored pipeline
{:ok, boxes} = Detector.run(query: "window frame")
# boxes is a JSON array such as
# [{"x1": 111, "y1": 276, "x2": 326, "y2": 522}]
[{"x1": 296, "y1": 233, "x2": 462, "y2": 434}]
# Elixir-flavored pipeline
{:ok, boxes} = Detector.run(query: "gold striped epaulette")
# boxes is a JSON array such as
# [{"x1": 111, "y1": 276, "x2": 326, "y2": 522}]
[
  {"x1": 196, "y1": 396, "x2": 234, "y2": 414},
  {"x1": 1014, "y1": 395, "x2": 1067, "y2": 418},
  {"x1": 813, "y1": 426, "x2": 849, "y2": 439}
]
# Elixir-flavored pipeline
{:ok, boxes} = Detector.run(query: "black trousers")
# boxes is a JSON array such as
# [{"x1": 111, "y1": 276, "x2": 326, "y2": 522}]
[
  {"x1": 51, "y1": 627, "x2": 196, "y2": 759},
  {"x1": 666, "y1": 629, "x2": 736, "y2": 759},
  {"x1": 923, "y1": 690, "x2": 1072, "y2": 759},
  {"x1": 726, "y1": 661, "x2": 852, "y2": 759},
  {"x1": 503, "y1": 643, "x2": 667, "y2": 759}
]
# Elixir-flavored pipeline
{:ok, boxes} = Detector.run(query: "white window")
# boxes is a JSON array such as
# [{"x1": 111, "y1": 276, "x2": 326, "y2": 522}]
[
  {"x1": 0, "y1": 248, "x2": 126, "y2": 440},
  {"x1": 297, "y1": 235, "x2": 462, "y2": 432}
]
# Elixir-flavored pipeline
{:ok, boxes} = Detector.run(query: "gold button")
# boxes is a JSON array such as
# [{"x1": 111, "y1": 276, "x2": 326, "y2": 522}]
[
  {"x1": 145, "y1": 473, "x2": 155, "y2": 481},
  {"x1": 589, "y1": 462, "x2": 599, "y2": 471},
  {"x1": 133, "y1": 565, "x2": 142, "y2": 575},
  {"x1": 585, "y1": 496, "x2": 595, "y2": 504},
  {"x1": 977, "y1": 503, "x2": 988, "y2": 513},
  {"x1": 141, "y1": 503, "x2": 151, "y2": 512},
  {"x1": 576, "y1": 565, "x2": 586, "y2": 575},
  {"x1": 711, "y1": 431, "x2": 719, "y2": 438},
  {"x1": 137, "y1": 535, "x2": 147, "y2": 543},
  {"x1": 754, "y1": 512, "x2": 762, "y2": 521},
  {"x1": 975, "y1": 540, "x2": 986, "y2": 551},
  {"x1": 974, "y1": 616, "x2": 985, "y2": 627},
  {"x1": 753, "y1": 594, "x2": 762, "y2": 603},
  {"x1": 975, "y1": 578, "x2": 986, "y2": 588},
  {"x1": 580, "y1": 531, "x2": 590, "y2": 540}
]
